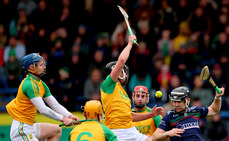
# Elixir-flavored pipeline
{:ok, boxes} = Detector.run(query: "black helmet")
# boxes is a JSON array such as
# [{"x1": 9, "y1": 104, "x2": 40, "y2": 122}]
[
  {"x1": 105, "y1": 61, "x2": 129, "y2": 86},
  {"x1": 169, "y1": 86, "x2": 190, "y2": 101}
]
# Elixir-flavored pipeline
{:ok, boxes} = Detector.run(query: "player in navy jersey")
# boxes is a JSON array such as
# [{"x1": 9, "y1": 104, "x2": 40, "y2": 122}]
[{"x1": 152, "y1": 86, "x2": 224, "y2": 141}]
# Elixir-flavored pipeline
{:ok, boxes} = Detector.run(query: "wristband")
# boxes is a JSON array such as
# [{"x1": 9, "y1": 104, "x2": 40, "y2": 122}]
[
  {"x1": 164, "y1": 132, "x2": 167, "y2": 137},
  {"x1": 215, "y1": 96, "x2": 221, "y2": 99}
]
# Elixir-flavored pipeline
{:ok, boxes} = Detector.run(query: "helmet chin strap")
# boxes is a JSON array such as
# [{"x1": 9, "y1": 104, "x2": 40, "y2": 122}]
[
  {"x1": 28, "y1": 70, "x2": 46, "y2": 78},
  {"x1": 118, "y1": 73, "x2": 127, "y2": 86}
]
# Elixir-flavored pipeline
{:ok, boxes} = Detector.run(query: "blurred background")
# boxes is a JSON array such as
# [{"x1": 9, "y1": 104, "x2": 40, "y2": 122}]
[{"x1": 0, "y1": 0, "x2": 229, "y2": 140}]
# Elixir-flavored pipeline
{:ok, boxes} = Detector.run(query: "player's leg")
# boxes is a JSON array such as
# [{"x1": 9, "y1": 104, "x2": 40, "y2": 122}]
[
  {"x1": 111, "y1": 127, "x2": 149, "y2": 141},
  {"x1": 35, "y1": 123, "x2": 62, "y2": 141},
  {"x1": 10, "y1": 119, "x2": 38, "y2": 141}
]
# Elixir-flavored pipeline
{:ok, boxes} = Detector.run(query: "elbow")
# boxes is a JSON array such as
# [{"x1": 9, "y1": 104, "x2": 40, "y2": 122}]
[
  {"x1": 39, "y1": 110, "x2": 46, "y2": 115},
  {"x1": 118, "y1": 57, "x2": 126, "y2": 64},
  {"x1": 38, "y1": 108, "x2": 48, "y2": 115},
  {"x1": 213, "y1": 110, "x2": 220, "y2": 116}
]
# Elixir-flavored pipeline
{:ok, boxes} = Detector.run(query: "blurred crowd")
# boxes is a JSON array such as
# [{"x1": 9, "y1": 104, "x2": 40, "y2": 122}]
[{"x1": 0, "y1": 0, "x2": 229, "y2": 139}]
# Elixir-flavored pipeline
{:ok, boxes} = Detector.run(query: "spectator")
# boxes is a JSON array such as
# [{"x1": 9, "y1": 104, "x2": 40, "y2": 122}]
[
  {"x1": 55, "y1": 67, "x2": 74, "y2": 111},
  {"x1": 157, "y1": 64, "x2": 172, "y2": 91},
  {"x1": 173, "y1": 22, "x2": 190, "y2": 52},
  {"x1": 156, "y1": 0, "x2": 177, "y2": 33},
  {"x1": 0, "y1": 45, "x2": 6, "y2": 88},
  {"x1": 111, "y1": 21, "x2": 135, "y2": 49},
  {"x1": 211, "y1": 32, "x2": 229, "y2": 65},
  {"x1": 4, "y1": 36, "x2": 26, "y2": 63},
  {"x1": 68, "y1": 53, "x2": 87, "y2": 103},
  {"x1": 170, "y1": 45, "x2": 196, "y2": 85},
  {"x1": 207, "y1": 113, "x2": 228, "y2": 141},
  {"x1": 30, "y1": 0, "x2": 52, "y2": 31},
  {"x1": 174, "y1": 0, "x2": 193, "y2": 24},
  {"x1": 151, "y1": 55, "x2": 164, "y2": 90},
  {"x1": 17, "y1": 0, "x2": 37, "y2": 17},
  {"x1": 134, "y1": 0, "x2": 156, "y2": 53},
  {"x1": 88, "y1": 50, "x2": 106, "y2": 78},
  {"x1": 0, "y1": 24, "x2": 8, "y2": 47},
  {"x1": 0, "y1": 0, "x2": 18, "y2": 35},
  {"x1": 83, "y1": 68, "x2": 102, "y2": 101},
  {"x1": 4, "y1": 49, "x2": 22, "y2": 88},
  {"x1": 49, "y1": 38, "x2": 66, "y2": 79},
  {"x1": 157, "y1": 29, "x2": 174, "y2": 65},
  {"x1": 190, "y1": 75, "x2": 214, "y2": 107},
  {"x1": 128, "y1": 71, "x2": 152, "y2": 96}
]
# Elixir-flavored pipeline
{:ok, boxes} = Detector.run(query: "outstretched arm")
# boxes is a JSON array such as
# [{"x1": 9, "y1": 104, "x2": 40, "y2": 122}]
[
  {"x1": 152, "y1": 128, "x2": 185, "y2": 141},
  {"x1": 207, "y1": 87, "x2": 225, "y2": 116},
  {"x1": 132, "y1": 105, "x2": 164, "y2": 122},
  {"x1": 31, "y1": 97, "x2": 74, "y2": 126},
  {"x1": 44, "y1": 95, "x2": 79, "y2": 121},
  {"x1": 110, "y1": 35, "x2": 136, "y2": 82}
]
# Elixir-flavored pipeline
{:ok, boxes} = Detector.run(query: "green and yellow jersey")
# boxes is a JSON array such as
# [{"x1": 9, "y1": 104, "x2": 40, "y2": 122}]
[
  {"x1": 132, "y1": 106, "x2": 162, "y2": 136},
  {"x1": 69, "y1": 120, "x2": 117, "y2": 141},
  {"x1": 6, "y1": 74, "x2": 51, "y2": 125},
  {"x1": 100, "y1": 75, "x2": 132, "y2": 129}
]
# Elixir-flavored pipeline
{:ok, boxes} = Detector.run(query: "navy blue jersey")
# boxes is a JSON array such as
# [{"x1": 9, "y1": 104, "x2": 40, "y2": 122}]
[{"x1": 159, "y1": 106, "x2": 208, "y2": 141}]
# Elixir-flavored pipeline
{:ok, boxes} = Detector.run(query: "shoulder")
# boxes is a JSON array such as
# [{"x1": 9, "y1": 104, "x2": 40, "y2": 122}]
[
  {"x1": 100, "y1": 75, "x2": 116, "y2": 94},
  {"x1": 22, "y1": 76, "x2": 34, "y2": 87},
  {"x1": 41, "y1": 80, "x2": 48, "y2": 87},
  {"x1": 188, "y1": 106, "x2": 205, "y2": 112},
  {"x1": 166, "y1": 110, "x2": 175, "y2": 115},
  {"x1": 163, "y1": 110, "x2": 176, "y2": 120}
]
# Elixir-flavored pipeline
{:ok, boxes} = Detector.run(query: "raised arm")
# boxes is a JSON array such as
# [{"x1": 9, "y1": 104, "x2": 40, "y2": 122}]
[
  {"x1": 110, "y1": 35, "x2": 136, "y2": 82},
  {"x1": 207, "y1": 87, "x2": 225, "y2": 116}
]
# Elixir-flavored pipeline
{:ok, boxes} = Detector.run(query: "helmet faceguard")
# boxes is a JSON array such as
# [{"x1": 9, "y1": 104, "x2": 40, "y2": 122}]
[
  {"x1": 83, "y1": 100, "x2": 103, "y2": 121},
  {"x1": 105, "y1": 61, "x2": 129, "y2": 86},
  {"x1": 169, "y1": 86, "x2": 190, "y2": 113},
  {"x1": 132, "y1": 86, "x2": 149, "y2": 108},
  {"x1": 21, "y1": 53, "x2": 46, "y2": 77}
]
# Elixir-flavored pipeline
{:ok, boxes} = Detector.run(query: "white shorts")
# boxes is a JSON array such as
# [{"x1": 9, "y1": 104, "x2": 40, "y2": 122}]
[
  {"x1": 111, "y1": 126, "x2": 147, "y2": 141},
  {"x1": 10, "y1": 119, "x2": 41, "y2": 141}
]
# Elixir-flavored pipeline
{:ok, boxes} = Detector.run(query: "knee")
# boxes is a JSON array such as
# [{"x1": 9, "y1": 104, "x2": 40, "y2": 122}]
[{"x1": 56, "y1": 126, "x2": 62, "y2": 136}]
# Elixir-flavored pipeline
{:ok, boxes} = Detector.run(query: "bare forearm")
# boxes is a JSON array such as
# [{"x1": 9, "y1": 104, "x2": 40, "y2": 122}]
[
  {"x1": 118, "y1": 43, "x2": 133, "y2": 63},
  {"x1": 153, "y1": 128, "x2": 184, "y2": 141},
  {"x1": 132, "y1": 112, "x2": 151, "y2": 122},
  {"x1": 209, "y1": 97, "x2": 221, "y2": 114},
  {"x1": 152, "y1": 133, "x2": 167, "y2": 141},
  {"x1": 208, "y1": 87, "x2": 224, "y2": 116}
]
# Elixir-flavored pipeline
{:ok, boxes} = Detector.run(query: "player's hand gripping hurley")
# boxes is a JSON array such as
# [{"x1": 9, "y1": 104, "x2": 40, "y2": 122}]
[
  {"x1": 59, "y1": 119, "x2": 86, "y2": 127},
  {"x1": 117, "y1": 5, "x2": 139, "y2": 46},
  {"x1": 200, "y1": 66, "x2": 221, "y2": 94}
]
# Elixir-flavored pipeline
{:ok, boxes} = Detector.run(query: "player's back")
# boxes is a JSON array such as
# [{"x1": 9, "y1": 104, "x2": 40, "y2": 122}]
[{"x1": 70, "y1": 120, "x2": 113, "y2": 141}]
